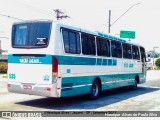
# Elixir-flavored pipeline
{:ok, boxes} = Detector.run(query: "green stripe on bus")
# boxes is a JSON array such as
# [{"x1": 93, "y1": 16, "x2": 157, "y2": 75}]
[
  {"x1": 56, "y1": 55, "x2": 117, "y2": 66},
  {"x1": 60, "y1": 73, "x2": 145, "y2": 97}
]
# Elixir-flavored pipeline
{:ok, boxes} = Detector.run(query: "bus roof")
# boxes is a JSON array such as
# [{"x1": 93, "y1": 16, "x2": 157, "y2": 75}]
[
  {"x1": 12, "y1": 20, "x2": 143, "y2": 47},
  {"x1": 12, "y1": 19, "x2": 52, "y2": 25}
]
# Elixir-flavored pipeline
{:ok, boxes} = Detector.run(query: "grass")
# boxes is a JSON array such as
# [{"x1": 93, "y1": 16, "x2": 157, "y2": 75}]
[
  {"x1": 0, "y1": 73, "x2": 7, "y2": 78},
  {"x1": 154, "y1": 68, "x2": 160, "y2": 70},
  {"x1": 2, "y1": 75, "x2": 7, "y2": 78}
]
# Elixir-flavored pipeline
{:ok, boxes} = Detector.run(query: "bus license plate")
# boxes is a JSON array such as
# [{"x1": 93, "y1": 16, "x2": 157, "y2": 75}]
[{"x1": 23, "y1": 85, "x2": 32, "y2": 90}]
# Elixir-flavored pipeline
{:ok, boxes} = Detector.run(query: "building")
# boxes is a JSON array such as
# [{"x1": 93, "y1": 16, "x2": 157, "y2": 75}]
[{"x1": 0, "y1": 55, "x2": 8, "y2": 63}]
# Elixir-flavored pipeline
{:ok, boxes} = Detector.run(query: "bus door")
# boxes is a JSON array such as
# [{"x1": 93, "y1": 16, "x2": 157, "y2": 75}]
[{"x1": 140, "y1": 47, "x2": 146, "y2": 73}]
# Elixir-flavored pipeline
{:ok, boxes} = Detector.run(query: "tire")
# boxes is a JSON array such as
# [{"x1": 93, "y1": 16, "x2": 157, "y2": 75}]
[
  {"x1": 90, "y1": 80, "x2": 101, "y2": 99},
  {"x1": 130, "y1": 79, "x2": 138, "y2": 90}
]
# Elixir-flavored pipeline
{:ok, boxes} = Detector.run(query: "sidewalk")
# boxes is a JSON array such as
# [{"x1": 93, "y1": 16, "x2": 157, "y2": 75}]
[
  {"x1": 0, "y1": 74, "x2": 8, "y2": 94},
  {"x1": 146, "y1": 70, "x2": 160, "y2": 81},
  {"x1": 0, "y1": 74, "x2": 7, "y2": 77},
  {"x1": 0, "y1": 74, "x2": 8, "y2": 82}
]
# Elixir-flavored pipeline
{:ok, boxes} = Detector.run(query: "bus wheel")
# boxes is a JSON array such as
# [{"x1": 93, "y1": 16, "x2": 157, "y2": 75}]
[
  {"x1": 130, "y1": 78, "x2": 138, "y2": 90},
  {"x1": 90, "y1": 80, "x2": 101, "y2": 99}
]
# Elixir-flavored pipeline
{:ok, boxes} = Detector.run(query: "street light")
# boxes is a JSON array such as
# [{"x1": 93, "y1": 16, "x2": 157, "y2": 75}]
[
  {"x1": 108, "y1": 3, "x2": 141, "y2": 33},
  {"x1": 152, "y1": 46, "x2": 159, "y2": 70}
]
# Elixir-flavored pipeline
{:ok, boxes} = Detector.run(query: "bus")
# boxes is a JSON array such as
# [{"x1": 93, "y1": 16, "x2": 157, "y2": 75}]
[{"x1": 7, "y1": 20, "x2": 147, "y2": 99}]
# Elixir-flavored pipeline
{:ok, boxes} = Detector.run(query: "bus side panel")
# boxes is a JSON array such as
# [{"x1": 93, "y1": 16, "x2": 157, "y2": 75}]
[
  {"x1": 60, "y1": 73, "x2": 143, "y2": 98},
  {"x1": 60, "y1": 76, "x2": 93, "y2": 97},
  {"x1": 58, "y1": 56, "x2": 146, "y2": 97}
]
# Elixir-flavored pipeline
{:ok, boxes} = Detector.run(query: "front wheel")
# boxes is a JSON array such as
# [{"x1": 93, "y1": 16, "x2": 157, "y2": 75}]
[
  {"x1": 90, "y1": 80, "x2": 101, "y2": 99},
  {"x1": 130, "y1": 79, "x2": 138, "y2": 90}
]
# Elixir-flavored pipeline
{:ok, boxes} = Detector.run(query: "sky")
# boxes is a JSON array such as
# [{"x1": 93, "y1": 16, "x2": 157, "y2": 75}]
[{"x1": 0, "y1": 0, "x2": 160, "y2": 53}]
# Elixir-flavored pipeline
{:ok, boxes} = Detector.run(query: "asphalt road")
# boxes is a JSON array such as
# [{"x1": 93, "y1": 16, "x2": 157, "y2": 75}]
[{"x1": 0, "y1": 70, "x2": 160, "y2": 111}]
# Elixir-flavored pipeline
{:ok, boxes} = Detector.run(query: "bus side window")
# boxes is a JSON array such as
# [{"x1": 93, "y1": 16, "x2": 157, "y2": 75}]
[
  {"x1": 140, "y1": 47, "x2": 146, "y2": 62},
  {"x1": 111, "y1": 41, "x2": 122, "y2": 58},
  {"x1": 97, "y1": 37, "x2": 110, "y2": 57},
  {"x1": 117, "y1": 42, "x2": 122, "y2": 58},
  {"x1": 122, "y1": 43, "x2": 132, "y2": 59},
  {"x1": 132, "y1": 45, "x2": 140, "y2": 60},
  {"x1": 62, "y1": 29, "x2": 81, "y2": 54},
  {"x1": 62, "y1": 30, "x2": 69, "y2": 53},
  {"x1": 111, "y1": 41, "x2": 117, "y2": 57},
  {"x1": 81, "y1": 33, "x2": 95, "y2": 55}
]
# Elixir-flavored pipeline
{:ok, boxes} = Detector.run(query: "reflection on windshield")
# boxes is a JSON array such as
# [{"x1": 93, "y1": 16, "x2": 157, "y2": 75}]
[{"x1": 15, "y1": 25, "x2": 27, "y2": 46}]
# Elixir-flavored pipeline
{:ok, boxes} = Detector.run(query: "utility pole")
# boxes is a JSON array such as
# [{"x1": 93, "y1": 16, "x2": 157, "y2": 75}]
[
  {"x1": 54, "y1": 9, "x2": 70, "y2": 20},
  {"x1": 108, "y1": 10, "x2": 111, "y2": 33}
]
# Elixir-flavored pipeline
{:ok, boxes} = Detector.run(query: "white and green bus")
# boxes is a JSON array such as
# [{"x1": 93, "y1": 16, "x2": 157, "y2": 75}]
[{"x1": 8, "y1": 20, "x2": 147, "y2": 99}]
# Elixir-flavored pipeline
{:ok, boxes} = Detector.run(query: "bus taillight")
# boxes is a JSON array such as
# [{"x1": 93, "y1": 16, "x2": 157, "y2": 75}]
[
  {"x1": 52, "y1": 57, "x2": 58, "y2": 83},
  {"x1": 52, "y1": 57, "x2": 58, "y2": 73}
]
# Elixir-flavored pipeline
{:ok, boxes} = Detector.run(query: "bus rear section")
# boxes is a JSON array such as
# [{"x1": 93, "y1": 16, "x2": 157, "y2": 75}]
[
  {"x1": 8, "y1": 21, "x2": 60, "y2": 97},
  {"x1": 8, "y1": 55, "x2": 60, "y2": 97}
]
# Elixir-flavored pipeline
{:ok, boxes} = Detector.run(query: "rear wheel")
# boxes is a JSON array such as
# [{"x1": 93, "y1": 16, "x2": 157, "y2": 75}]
[{"x1": 90, "y1": 80, "x2": 101, "y2": 99}]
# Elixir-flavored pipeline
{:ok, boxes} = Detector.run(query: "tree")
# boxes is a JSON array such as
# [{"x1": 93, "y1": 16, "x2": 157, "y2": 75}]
[
  {"x1": 149, "y1": 51, "x2": 160, "y2": 58},
  {"x1": 155, "y1": 58, "x2": 160, "y2": 68}
]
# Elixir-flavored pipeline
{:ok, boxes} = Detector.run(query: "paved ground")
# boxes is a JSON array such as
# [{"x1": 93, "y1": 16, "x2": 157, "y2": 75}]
[{"x1": 0, "y1": 71, "x2": 160, "y2": 111}]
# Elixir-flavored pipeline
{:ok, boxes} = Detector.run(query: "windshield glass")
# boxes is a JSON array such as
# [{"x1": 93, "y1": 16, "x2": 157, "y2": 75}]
[{"x1": 12, "y1": 22, "x2": 52, "y2": 48}]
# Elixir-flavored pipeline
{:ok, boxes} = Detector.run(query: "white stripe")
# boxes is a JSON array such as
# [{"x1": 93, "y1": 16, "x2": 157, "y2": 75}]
[
  {"x1": 62, "y1": 84, "x2": 92, "y2": 89},
  {"x1": 62, "y1": 79, "x2": 134, "y2": 89},
  {"x1": 103, "y1": 79, "x2": 134, "y2": 85}
]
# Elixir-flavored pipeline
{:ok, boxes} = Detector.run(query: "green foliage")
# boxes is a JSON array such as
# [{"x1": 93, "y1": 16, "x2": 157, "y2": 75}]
[
  {"x1": 155, "y1": 58, "x2": 160, "y2": 68},
  {"x1": 149, "y1": 51, "x2": 160, "y2": 58},
  {"x1": 0, "y1": 63, "x2": 8, "y2": 73}
]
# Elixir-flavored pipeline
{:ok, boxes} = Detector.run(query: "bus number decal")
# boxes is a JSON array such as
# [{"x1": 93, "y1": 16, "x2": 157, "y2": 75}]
[
  {"x1": 124, "y1": 63, "x2": 134, "y2": 68},
  {"x1": 9, "y1": 73, "x2": 16, "y2": 79}
]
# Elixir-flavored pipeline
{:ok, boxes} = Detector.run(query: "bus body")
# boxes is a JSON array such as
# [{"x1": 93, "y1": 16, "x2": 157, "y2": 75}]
[{"x1": 8, "y1": 20, "x2": 147, "y2": 98}]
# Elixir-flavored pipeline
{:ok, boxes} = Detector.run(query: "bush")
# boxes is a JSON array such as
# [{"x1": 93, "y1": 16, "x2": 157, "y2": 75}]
[
  {"x1": 155, "y1": 58, "x2": 160, "y2": 68},
  {"x1": 0, "y1": 63, "x2": 8, "y2": 73}
]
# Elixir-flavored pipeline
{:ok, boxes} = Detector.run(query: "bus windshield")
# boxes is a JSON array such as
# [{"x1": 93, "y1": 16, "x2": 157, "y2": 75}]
[{"x1": 12, "y1": 22, "x2": 52, "y2": 48}]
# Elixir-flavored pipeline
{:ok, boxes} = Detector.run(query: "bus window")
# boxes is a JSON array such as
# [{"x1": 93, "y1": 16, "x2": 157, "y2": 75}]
[
  {"x1": 123, "y1": 43, "x2": 132, "y2": 59},
  {"x1": 140, "y1": 47, "x2": 146, "y2": 62},
  {"x1": 12, "y1": 22, "x2": 51, "y2": 48},
  {"x1": 62, "y1": 30, "x2": 69, "y2": 53},
  {"x1": 81, "y1": 34, "x2": 95, "y2": 55},
  {"x1": 132, "y1": 46, "x2": 140, "y2": 60},
  {"x1": 14, "y1": 25, "x2": 27, "y2": 46},
  {"x1": 62, "y1": 29, "x2": 81, "y2": 54},
  {"x1": 111, "y1": 41, "x2": 122, "y2": 58},
  {"x1": 97, "y1": 37, "x2": 110, "y2": 57}
]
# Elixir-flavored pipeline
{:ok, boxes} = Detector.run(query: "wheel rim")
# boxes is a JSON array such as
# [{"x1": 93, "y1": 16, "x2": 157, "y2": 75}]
[{"x1": 93, "y1": 83, "x2": 99, "y2": 97}]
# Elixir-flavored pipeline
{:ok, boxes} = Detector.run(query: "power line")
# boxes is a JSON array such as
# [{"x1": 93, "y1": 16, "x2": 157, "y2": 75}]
[
  {"x1": 12, "y1": 0, "x2": 53, "y2": 16},
  {"x1": 0, "y1": 37, "x2": 9, "y2": 39},
  {"x1": 0, "y1": 13, "x2": 24, "y2": 21},
  {"x1": 0, "y1": 31, "x2": 5, "y2": 33}
]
